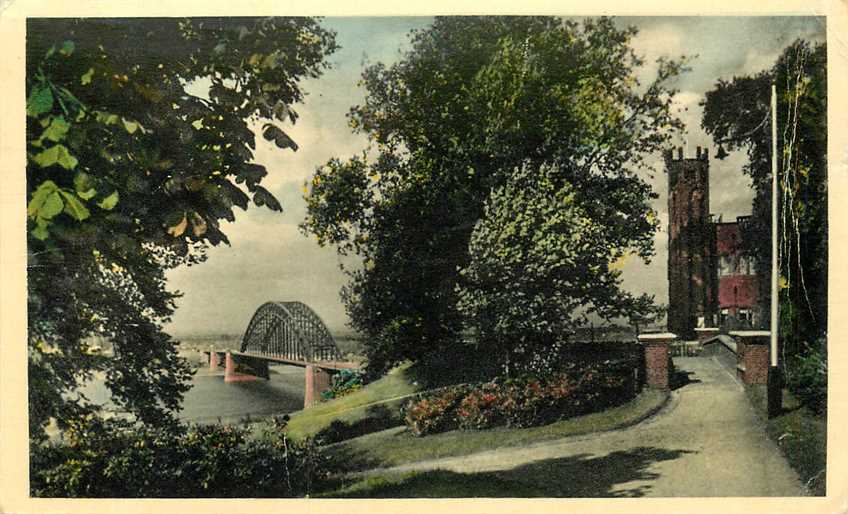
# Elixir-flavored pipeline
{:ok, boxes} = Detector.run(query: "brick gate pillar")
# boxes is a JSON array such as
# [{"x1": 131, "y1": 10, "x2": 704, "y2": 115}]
[
  {"x1": 637, "y1": 333, "x2": 677, "y2": 390},
  {"x1": 304, "y1": 365, "x2": 332, "y2": 408},
  {"x1": 730, "y1": 331, "x2": 770, "y2": 385}
]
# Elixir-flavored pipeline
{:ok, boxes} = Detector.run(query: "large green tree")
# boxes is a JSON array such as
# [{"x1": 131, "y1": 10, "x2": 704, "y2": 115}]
[
  {"x1": 701, "y1": 40, "x2": 826, "y2": 360},
  {"x1": 302, "y1": 17, "x2": 685, "y2": 376},
  {"x1": 26, "y1": 18, "x2": 338, "y2": 441},
  {"x1": 456, "y1": 165, "x2": 664, "y2": 374}
]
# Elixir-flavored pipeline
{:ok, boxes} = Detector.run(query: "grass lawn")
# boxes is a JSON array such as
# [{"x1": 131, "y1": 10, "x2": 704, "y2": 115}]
[
  {"x1": 284, "y1": 363, "x2": 419, "y2": 441},
  {"x1": 327, "y1": 388, "x2": 668, "y2": 471},
  {"x1": 318, "y1": 469, "x2": 546, "y2": 498},
  {"x1": 746, "y1": 386, "x2": 827, "y2": 495}
]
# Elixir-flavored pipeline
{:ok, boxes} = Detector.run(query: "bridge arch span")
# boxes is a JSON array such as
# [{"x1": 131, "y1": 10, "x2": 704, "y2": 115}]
[{"x1": 240, "y1": 301, "x2": 342, "y2": 362}]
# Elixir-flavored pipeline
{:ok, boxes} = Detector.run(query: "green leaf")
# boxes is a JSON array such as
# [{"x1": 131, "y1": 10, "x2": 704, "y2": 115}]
[
  {"x1": 58, "y1": 86, "x2": 82, "y2": 107},
  {"x1": 81, "y1": 68, "x2": 94, "y2": 85},
  {"x1": 73, "y1": 171, "x2": 94, "y2": 193},
  {"x1": 122, "y1": 118, "x2": 140, "y2": 134},
  {"x1": 95, "y1": 111, "x2": 121, "y2": 126},
  {"x1": 27, "y1": 84, "x2": 53, "y2": 118},
  {"x1": 262, "y1": 124, "x2": 298, "y2": 151},
  {"x1": 98, "y1": 191, "x2": 119, "y2": 210},
  {"x1": 59, "y1": 40, "x2": 75, "y2": 56},
  {"x1": 40, "y1": 191, "x2": 65, "y2": 220},
  {"x1": 236, "y1": 163, "x2": 267, "y2": 188},
  {"x1": 59, "y1": 190, "x2": 90, "y2": 221},
  {"x1": 28, "y1": 182, "x2": 64, "y2": 221},
  {"x1": 27, "y1": 180, "x2": 59, "y2": 217},
  {"x1": 42, "y1": 116, "x2": 70, "y2": 142},
  {"x1": 78, "y1": 188, "x2": 97, "y2": 200},
  {"x1": 252, "y1": 186, "x2": 282, "y2": 212},
  {"x1": 32, "y1": 223, "x2": 50, "y2": 241},
  {"x1": 31, "y1": 144, "x2": 78, "y2": 169}
]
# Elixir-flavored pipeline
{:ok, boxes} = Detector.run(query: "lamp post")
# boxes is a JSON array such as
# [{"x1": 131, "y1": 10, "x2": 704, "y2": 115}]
[{"x1": 767, "y1": 83, "x2": 783, "y2": 418}]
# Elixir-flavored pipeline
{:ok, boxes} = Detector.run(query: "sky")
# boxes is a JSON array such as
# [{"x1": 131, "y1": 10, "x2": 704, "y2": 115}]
[{"x1": 164, "y1": 16, "x2": 826, "y2": 337}]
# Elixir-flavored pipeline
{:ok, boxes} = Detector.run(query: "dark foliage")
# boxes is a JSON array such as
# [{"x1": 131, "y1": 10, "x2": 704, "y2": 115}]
[
  {"x1": 30, "y1": 416, "x2": 331, "y2": 498},
  {"x1": 302, "y1": 17, "x2": 686, "y2": 376},
  {"x1": 26, "y1": 18, "x2": 338, "y2": 441},
  {"x1": 784, "y1": 341, "x2": 827, "y2": 415},
  {"x1": 702, "y1": 40, "x2": 826, "y2": 363}
]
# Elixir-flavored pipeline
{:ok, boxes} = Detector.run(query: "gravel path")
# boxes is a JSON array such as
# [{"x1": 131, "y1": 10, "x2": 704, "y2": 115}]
[{"x1": 361, "y1": 357, "x2": 804, "y2": 497}]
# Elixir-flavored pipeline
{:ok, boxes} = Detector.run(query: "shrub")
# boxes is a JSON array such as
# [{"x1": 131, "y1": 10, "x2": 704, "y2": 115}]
[
  {"x1": 785, "y1": 343, "x2": 827, "y2": 415},
  {"x1": 321, "y1": 369, "x2": 366, "y2": 401},
  {"x1": 30, "y1": 416, "x2": 331, "y2": 497},
  {"x1": 404, "y1": 362, "x2": 638, "y2": 436},
  {"x1": 456, "y1": 384, "x2": 505, "y2": 430},
  {"x1": 403, "y1": 385, "x2": 471, "y2": 436}
]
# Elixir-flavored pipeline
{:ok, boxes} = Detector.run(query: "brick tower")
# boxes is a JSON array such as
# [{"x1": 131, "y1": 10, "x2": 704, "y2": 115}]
[{"x1": 666, "y1": 147, "x2": 717, "y2": 339}]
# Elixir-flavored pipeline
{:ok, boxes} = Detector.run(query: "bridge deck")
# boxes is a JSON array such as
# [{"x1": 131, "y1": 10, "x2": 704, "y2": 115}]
[
  {"x1": 202, "y1": 349, "x2": 359, "y2": 371},
  {"x1": 229, "y1": 350, "x2": 360, "y2": 371}
]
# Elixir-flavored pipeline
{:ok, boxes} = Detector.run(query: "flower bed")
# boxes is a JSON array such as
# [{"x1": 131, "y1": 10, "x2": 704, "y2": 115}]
[
  {"x1": 404, "y1": 362, "x2": 637, "y2": 436},
  {"x1": 404, "y1": 385, "x2": 471, "y2": 436}
]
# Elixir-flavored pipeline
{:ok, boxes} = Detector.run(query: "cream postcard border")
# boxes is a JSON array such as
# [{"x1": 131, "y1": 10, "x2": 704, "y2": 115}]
[{"x1": 1, "y1": 1, "x2": 846, "y2": 513}]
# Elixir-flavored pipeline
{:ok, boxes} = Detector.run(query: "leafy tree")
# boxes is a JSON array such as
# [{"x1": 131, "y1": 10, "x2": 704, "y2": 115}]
[
  {"x1": 302, "y1": 17, "x2": 686, "y2": 376},
  {"x1": 26, "y1": 18, "x2": 338, "y2": 441},
  {"x1": 701, "y1": 40, "x2": 826, "y2": 360},
  {"x1": 456, "y1": 165, "x2": 662, "y2": 373}
]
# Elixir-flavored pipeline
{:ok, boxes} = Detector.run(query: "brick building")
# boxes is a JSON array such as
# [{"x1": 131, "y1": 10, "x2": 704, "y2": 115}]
[{"x1": 666, "y1": 147, "x2": 759, "y2": 339}]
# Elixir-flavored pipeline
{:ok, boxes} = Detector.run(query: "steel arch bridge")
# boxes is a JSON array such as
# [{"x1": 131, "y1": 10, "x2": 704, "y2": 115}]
[{"x1": 239, "y1": 301, "x2": 343, "y2": 363}]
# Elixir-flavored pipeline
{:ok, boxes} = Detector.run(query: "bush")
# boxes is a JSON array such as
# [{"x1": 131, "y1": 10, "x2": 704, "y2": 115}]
[
  {"x1": 785, "y1": 343, "x2": 827, "y2": 415},
  {"x1": 403, "y1": 385, "x2": 471, "y2": 436},
  {"x1": 404, "y1": 363, "x2": 637, "y2": 436},
  {"x1": 30, "y1": 416, "x2": 331, "y2": 497},
  {"x1": 321, "y1": 369, "x2": 366, "y2": 401}
]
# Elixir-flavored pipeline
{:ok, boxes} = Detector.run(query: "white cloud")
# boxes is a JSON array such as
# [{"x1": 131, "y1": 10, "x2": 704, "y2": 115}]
[{"x1": 629, "y1": 22, "x2": 685, "y2": 89}]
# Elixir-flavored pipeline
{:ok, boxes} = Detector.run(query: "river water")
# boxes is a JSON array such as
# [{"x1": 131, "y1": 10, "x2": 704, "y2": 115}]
[{"x1": 79, "y1": 360, "x2": 307, "y2": 425}]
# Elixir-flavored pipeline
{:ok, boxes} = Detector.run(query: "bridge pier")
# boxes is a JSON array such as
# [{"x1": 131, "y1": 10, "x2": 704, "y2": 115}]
[
  {"x1": 204, "y1": 349, "x2": 226, "y2": 371},
  {"x1": 304, "y1": 365, "x2": 332, "y2": 408},
  {"x1": 224, "y1": 351, "x2": 269, "y2": 383},
  {"x1": 208, "y1": 349, "x2": 221, "y2": 371}
]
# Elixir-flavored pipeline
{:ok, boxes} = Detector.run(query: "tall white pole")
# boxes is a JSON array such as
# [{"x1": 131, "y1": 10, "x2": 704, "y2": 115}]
[{"x1": 770, "y1": 84, "x2": 779, "y2": 367}]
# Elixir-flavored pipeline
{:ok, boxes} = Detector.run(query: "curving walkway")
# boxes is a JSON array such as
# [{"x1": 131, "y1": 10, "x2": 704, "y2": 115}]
[{"x1": 364, "y1": 357, "x2": 804, "y2": 497}]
